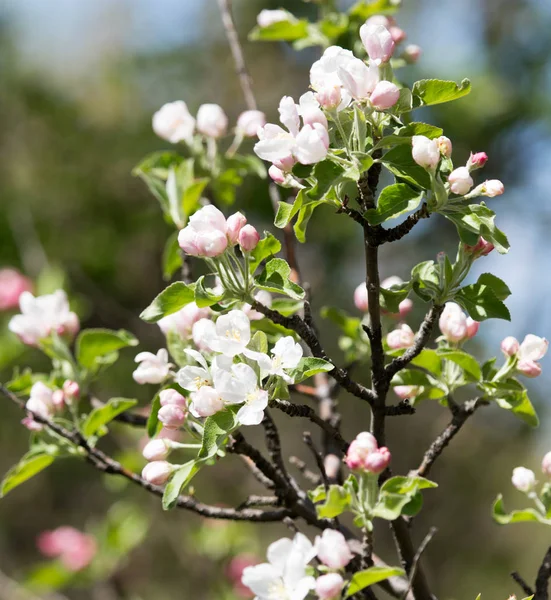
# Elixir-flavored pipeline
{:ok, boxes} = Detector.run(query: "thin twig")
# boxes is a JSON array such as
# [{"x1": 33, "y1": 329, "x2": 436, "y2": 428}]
[
  {"x1": 289, "y1": 456, "x2": 322, "y2": 486},
  {"x1": 401, "y1": 527, "x2": 437, "y2": 600},
  {"x1": 237, "y1": 495, "x2": 280, "y2": 509},
  {"x1": 303, "y1": 432, "x2": 329, "y2": 490},
  {"x1": 511, "y1": 572, "x2": 535, "y2": 598},
  {"x1": 535, "y1": 547, "x2": 551, "y2": 600},
  {"x1": 217, "y1": 0, "x2": 257, "y2": 110}
]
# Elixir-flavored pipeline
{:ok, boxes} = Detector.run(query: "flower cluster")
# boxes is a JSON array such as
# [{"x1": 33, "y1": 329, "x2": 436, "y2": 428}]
[
  {"x1": 438, "y1": 302, "x2": 479, "y2": 344},
  {"x1": 8, "y1": 290, "x2": 79, "y2": 347},
  {"x1": 22, "y1": 380, "x2": 79, "y2": 431},
  {"x1": 345, "y1": 432, "x2": 391, "y2": 474},
  {"x1": 241, "y1": 530, "x2": 353, "y2": 600},
  {"x1": 37, "y1": 526, "x2": 97, "y2": 572},
  {"x1": 500, "y1": 334, "x2": 548, "y2": 378}
]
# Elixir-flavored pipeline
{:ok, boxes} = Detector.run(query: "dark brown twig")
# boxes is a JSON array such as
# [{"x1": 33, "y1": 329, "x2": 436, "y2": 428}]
[
  {"x1": 401, "y1": 527, "x2": 438, "y2": 600},
  {"x1": 535, "y1": 547, "x2": 551, "y2": 600},
  {"x1": 511, "y1": 572, "x2": 535, "y2": 597},
  {"x1": 237, "y1": 495, "x2": 280, "y2": 509},
  {"x1": 303, "y1": 432, "x2": 329, "y2": 490},
  {"x1": 289, "y1": 456, "x2": 322, "y2": 486}
]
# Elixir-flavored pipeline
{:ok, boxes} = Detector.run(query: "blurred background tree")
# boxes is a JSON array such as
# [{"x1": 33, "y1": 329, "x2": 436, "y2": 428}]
[{"x1": 0, "y1": 0, "x2": 550, "y2": 598}]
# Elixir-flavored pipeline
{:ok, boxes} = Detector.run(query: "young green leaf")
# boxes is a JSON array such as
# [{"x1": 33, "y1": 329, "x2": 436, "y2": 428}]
[
  {"x1": 76, "y1": 329, "x2": 138, "y2": 370},
  {"x1": 316, "y1": 484, "x2": 351, "y2": 518},
  {"x1": 413, "y1": 78, "x2": 471, "y2": 106},
  {"x1": 162, "y1": 460, "x2": 199, "y2": 510},
  {"x1": 476, "y1": 273, "x2": 511, "y2": 301},
  {"x1": 437, "y1": 349, "x2": 482, "y2": 381},
  {"x1": 364, "y1": 183, "x2": 423, "y2": 226},
  {"x1": 382, "y1": 144, "x2": 432, "y2": 190},
  {"x1": 492, "y1": 494, "x2": 551, "y2": 525},
  {"x1": 194, "y1": 276, "x2": 225, "y2": 308},
  {"x1": 249, "y1": 232, "x2": 282, "y2": 274},
  {"x1": 198, "y1": 410, "x2": 238, "y2": 461},
  {"x1": 1, "y1": 452, "x2": 56, "y2": 497},
  {"x1": 456, "y1": 283, "x2": 510, "y2": 321},
  {"x1": 147, "y1": 392, "x2": 162, "y2": 439},
  {"x1": 345, "y1": 566, "x2": 406, "y2": 598},
  {"x1": 287, "y1": 357, "x2": 333, "y2": 383},
  {"x1": 162, "y1": 232, "x2": 183, "y2": 281},
  {"x1": 82, "y1": 398, "x2": 138, "y2": 438},
  {"x1": 256, "y1": 258, "x2": 305, "y2": 300},
  {"x1": 140, "y1": 282, "x2": 196, "y2": 322},
  {"x1": 249, "y1": 18, "x2": 309, "y2": 42}
]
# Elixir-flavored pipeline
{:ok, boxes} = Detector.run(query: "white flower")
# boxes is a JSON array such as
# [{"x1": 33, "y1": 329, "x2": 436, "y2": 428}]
[
  {"x1": 297, "y1": 92, "x2": 328, "y2": 129},
  {"x1": 359, "y1": 23, "x2": 395, "y2": 65},
  {"x1": 205, "y1": 310, "x2": 252, "y2": 357},
  {"x1": 178, "y1": 205, "x2": 228, "y2": 258},
  {"x1": 257, "y1": 9, "x2": 290, "y2": 28},
  {"x1": 242, "y1": 533, "x2": 317, "y2": 600},
  {"x1": 269, "y1": 336, "x2": 303, "y2": 380},
  {"x1": 236, "y1": 110, "x2": 266, "y2": 138},
  {"x1": 152, "y1": 101, "x2": 195, "y2": 144},
  {"x1": 243, "y1": 290, "x2": 273, "y2": 321},
  {"x1": 294, "y1": 123, "x2": 329, "y2": 165},
  {"x1": 133, "y1": 349, "x2": 172, "y2": 385},
  {"x1": 177, "y1": 349, "x2": 231, "y2": 392},
  {"x1": 192, "y1": 318, "x2": 217, "y2": 350},
  {"x1": 337, "y1": 57, "x2": 379, "y2": 100},
  {"x1": 512, "y1": 467, "x2": 536, "y2": 492},
  {"x1": 314, "y1": 530, "x2": 353, "y2": 569},
  {"x1": 157, "y1": 303, "x2": 210, "y2": 339},
  {"x1": 26, "y1": 382, "x2": 55, "y2": 419},
  {"x1": 310, "y1": 46, "x2": 355, "y2": 111},
  {"x1": 189, "y1": 386, "x2": 225, "y2": 418},
  {"x1": 196, "y1": 103, "x2": 228, "y2": 138},
  {"x1": 412, "y1": 136, "x2": 440, "y2": 170},
  {"x1": 9, "y1": 290, "x2": 79, "y2": 346}
]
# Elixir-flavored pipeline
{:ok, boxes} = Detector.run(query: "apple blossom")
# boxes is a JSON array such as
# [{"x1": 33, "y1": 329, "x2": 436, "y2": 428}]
[
  {"x1": 364, "y1": 447, "x2": 391, "y2": 474},
  {"x1": 62, "y1": 380, "x2": 80, "y2": 404},
  {"x1": 141, "y1": 461, "x2": 175, "y2": 485},
  {"x1": 243, "y1": 290, "x2": 273, "y2": 321},
  {"x1": 158, "y1": 302, "x2": 210, "y2": 338},
  {"x1": 387, "y1": 324, "x2": 415, "y2": 350},
  {"x1": 389, "y1": 25, "x2": 407, "y2": 44},
  {"x1": 152, "y1": 101, "x2": 195, "y2": 144},
  {"x1": 448, "y1": 167, "x2": 474, "y2": 195},
  {"x1": 192, "y1": 318, "x2": 217, "y2": 350},
  {"x1": 226, "y1": 212, "x2": 247, "y2": 244},
  {"x1": 314, "y1": 530, "x2": 353, "y2": 569},
  {"x1": 511, "y1": 467, "x2": 536, "y2": 492},
  {"x1": 465, "y1": 237, "x2": 494, "y2": 257},
  {"x1": 236, "y1": 110, "x2": 266, "y2": 137},
  {"x1": 437, "y1": 136, "x2": 452, "y2": 157},
  {"x1": 404, "y1": 44, "x2": 422, "y2": 63},
  {"x1": 37, "y1": 527, "x2": 97, "y2": 572},
  {"x1": 26, "y1": 382, "x2": 55, "y2": 419},
  {"x1": 256, "y1": 9, "x2": 289, "y2": 28},
  {"x1": 398, "y1": 298, "x2": 414, "y2": 318},
  {"x1": 254, "y1": 123, "x2": 297, "y2": 164},
  {"x1": 133, "y1": 349, "x2": 172, "y2": 384},
  {"x1": 309, "y1": 46, "x2": 355, "y2": 110},
  {"x1": 238, "y1": 224, "x2": 260, "y2": 252},
  {"x1": 297, "y1": 92, "x2": 328, "y2": 129},
  {"x1": 241, "y1": 533, "x2": 316, "y2": 600},
  {"x1": 158, "y1": 404, "x2": 186, "y2": 429},
  {"x1": 364, "y1": 15, "x2": 395, "y2": 29},
  {"x1": 9, "y1": 290, "x2": 79, "y2": 346},
  {"x1": 226, "y1": 555, "x2": 260, "y2": 598},
  {"x1": 354, "y1": 282, "x2": 368, "y2": 312},
  {"x1": 314, "y1": 85, "x2": 342, "y2": 110},
  {"x1": 412, "y1": 136, "x2": 440, "y2": 170},
  {"x1": 467, "y1": 152, "x2": 488, "y2": 170},
  {"x1": 394, "y1": 385, "x2": 422, "y2": 400},
  {"x1": 159, "y1": 388, "x2": 187, "y2": 407},
  {"x1": 315, "y1": 573, "x2": 344, "y2": 600},
  {"x1": 294, "y1": 123, "x2": 329, "y2": 165},
  {"x1": 516, "y1": 334, "x2": 548, "y2": 378},
  {"x1": 196, "y1": 103, "x2": 228, "y2": 138},
  {"x1": 269, "y1": 164, "x2": 286, "y2": 184},
  {"x1": 21, "y1": 416, "x2": 43, "y2": 431},
  {"x1": 370, "y1": 80, "x2": 401, "y2": 110},
  {"x1": 501, "y1": 336, "x2": 520, "y2": 357},
  {"x1": 178, "y1": 205, "x2": 229, "y2": 258},
  {"x1": 439, "y1": 302, "x2": 469, "y2": 343},
  {"x1": 472, "y1": 179, "x2": 504, "y2": 197},
  {"x1": 466, "y1": 318, "x2": 480, "y2": 339},
  {"x1": 52, "y1": 389, "x2": 65, "y2": 411},
  {"x1": 204, "y1": 309, "x2": 251, "y2": 357},
  {"x1": 345, "y1": 431, "x2": 378, "y2": 470},
  {"x1": 337, "y1": 57, "x2": 379, "y2": 100},
  {"x1": 0, "y1": 268, "x2": 32, "y2": 311},
  {"x1": 142, "y1": 438, "x2": 172, "y2": 461},
  {"x1": 189, "y1": 386, "x2": 225, "y2": 418},
  {"x1": 542, "y1": 452, "x2": 551, "y2": 477},
  {"x1": 360, "y1": 23, "x2": 395, "y2": 65}
]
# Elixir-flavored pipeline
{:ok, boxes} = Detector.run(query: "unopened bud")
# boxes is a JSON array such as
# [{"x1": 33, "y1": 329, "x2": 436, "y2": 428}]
[
  {"x1": 226, "y1": 212, "x2": 247, "y2": 245},
  {"x1": 269, "y1": 164, "x2": 286, "y2": 184},
  {"x1": 542, "y1": 452, "x2": 551, "y2": 477},
  {"x1": 353, "y1": 282, "x2": 368, "y2": 312},
  {"x1": 398, "y1": 298, "x2": 413, "y2": 318},
  {"x1": 157, "y1": 404, "x2": 186, "y2": 429},
  {"x1": 472, "y1": 179, "x2": 504, "y2": 198},
  {"x1": 412, "y1": 136, "x2": 440, "y2": 170},
  {"x1": 387, "y1": 324, "x2": 415, "y2": 350},
  {"x1": 314, "y1": 86, "x2": 342, "y2": 110},
  {"x1": 389, "y1": 26, "x2": 406, "y2": 44},
  {"x1": 448, "y1": 167, "x2": 474, "y2": 195},
  {"x1": 238, "y1": 225, "x2": 260, "y2": 252},
  {"x1": 159, "y1": 389, "x2": 187, "y2": 408},
  {"x1": 364, "y1": 447, "x2": 391, "y2": 474},
  {"x1": 437, "y1": 136, "x2": 452, "y2": 158},
  {"x1": 465, "y1": 237, "x2": 494, "y2": 258},
  {"x1": 403, "y1": 44, "x2": 422, "y2": 63},
  {"x1": 394, "y1": 385, "x2": 422, "y2": 400},
  {"x1": 501, "y1": 336, "x2": 519, "y2": 357},
  {"x1": 52, "y1": 390, "x2": 65, "y2": 412},
  {"x1": 142, "y1": 438, "x2": 172, "y2": 461},
  {"x1": 370, "y1": 81, "x2": 401, "y2": 110},
  {"x1": 511, "y1": 466, "x2": 536, "y2": 492},
  {"x1": 467, "y1": 152, "x2": 488, "y2": 170},
  {"x1": 62, "y1": 380, "x2": 80, "y2": 404},
  {"x1": 315, "y1": 573, "x2": 345, "y2": 599},
  {"x1": 141, "y1": 461, "x2": 174, "y2": 485},
  {"x1": 465, "y1": 318, "x2": 479, "y2": 339}
]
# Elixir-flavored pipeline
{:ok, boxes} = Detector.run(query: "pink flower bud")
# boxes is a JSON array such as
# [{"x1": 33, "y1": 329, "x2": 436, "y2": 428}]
[
  {"x1": 511, "y1": 466, "x2": 536, "y2": 492},
  {"x1": 269, "y1": 164, "x2": 286, "y2": 184},
  {"x1": 345, "y1": 432, "x2": 378, "y2": 470},
  {"x1": 26, "y1": 382, "x2": 55, "y2": 419},
  {"x1": 141, "y1": 461, "x2": 174, "y2": 485},
  {"x1": 315, "y1": 573, "x2": 345, "y2": 599},
  {"x1": 157, "y1": 404, "x2": 186, "y2": 429},
  {"x1": 315, "y1": 86, "x2": 342, "y2": 110},
  {"x1": 437, "y1": 136, "x2": 452, "y2": 158},
  {"x1": 315, "y1": 530, "x2": 353, "y2": 569},
  {"x1": 370, "y1": 81, "x2": 401, "y2": 110},
  {"x1": 387, "y1": 324, "x2": 415, "y2": 350},
  {"x1": 439, "y1": 302, "x2": 468, "y2": 343},
  {"x1": 398, "y1": 298, "x2": 413, "y2": 318},
  {"x1": 473, "y1": 179, "x2": 504, "y2": 197},
  {"x1": 465, "y1": 237, "x2": 494, "y2": 257},
  {"x1": 273, "y1": 153, "x2": 296, "y2": 172},
  {"x1": 360, "y1": 24, "x2": 395, "y2": 64},
  {"x1": 501, "y1": 336, "x2": 519, "y2": 357},
  {"x1": 236, "y1": 110, "x2": 266, "y2": 138},
  {"x1": 21, "y1": 416, "x2": 43, "y2": 431},
  {"x1": 142, "y1": 438, "x2": 172, "y2": 461},
  {"x1": 467, "y1": 152, "x2": 488, "y2": 170},
  {"x1": 238, "y1": 225, "x2": 260, "y2": 252},
  {"x1": 0, "y1": 269, "x2": 33, "y2": 311},
  {"x1": 517, "y1": 359, "x2": 542, "y2": 378},
  {"x1": 364, "y1": 446, "x2": 391, "y2": 474},
  {"x1": 52, "y1": 389, "x2": 65, "y2": 412},
  {"x1": 226, "y1": 212, "x2": 247, "y2": 245},
  {"x1": 448, "y1": 167, "x2": 474, "y2": 195},
  {"x1": 196, "y1": 103, "x2": 228, "y2": 138},
  {"x1": 354, "y1": 282, "x2": 368, "y2": 312},
  {"x1": 412, "y1": 136, "x2": 440, "y2": 170},
  {"x1": 465, "y1": 318, "x2": 479, "y2": 339},
  {"x1": 393, "y1": 385, "x2": 422, "y2": 400},
  {"x1": 364, "y1": 15, "x2": 394, "y2": 28},
  {"x1": 542, "y1": 452, "x2": 551, "y2": 477},
  {"x1": 62, "y1": 380, "x2": 80, "y2": 404},
  {"x1": 159, "y1": 388, "x2": 187, "y2": 408},
  {"x1": 516, "y1": 334, "x2": 548, "y2": 377},
  {"x1": 403, "y1": 44, "x2": 422, "y2": 63},
  {"x1": 389, "y1": 26, "x2": 406, "y2": 44},
  {"x1": 37, "y1": 527, "x2": 97, "y2": 572},
  {"x1": 226, "y1": 554, "x2": 259, "y2": 598}
]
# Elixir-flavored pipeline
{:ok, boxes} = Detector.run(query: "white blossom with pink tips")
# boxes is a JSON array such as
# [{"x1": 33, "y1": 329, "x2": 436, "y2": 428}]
[{"x1": 133, "y1": 349, "x2": 173, "y2": 385}]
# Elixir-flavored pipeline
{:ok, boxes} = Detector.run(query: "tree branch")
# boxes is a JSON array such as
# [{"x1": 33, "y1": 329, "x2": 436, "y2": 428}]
[
  {"x1": 535, "y1": 547, "x2": 551, "y2": 600},
  {"x1": 303, "y1": 431, "x2": 330, "y2": 490},
  {"x1": 415, "y1": 398, "x2": 488, "y2": 478},
  {"x1": 217, "y1": 0, "x2": 257, "y2": 110},
  {"x1": 511, "y1": 572, "x2": 535, "y2": 598},
  {"x1": 382, "y1": 204, "x2": 430, "y2": 244}
]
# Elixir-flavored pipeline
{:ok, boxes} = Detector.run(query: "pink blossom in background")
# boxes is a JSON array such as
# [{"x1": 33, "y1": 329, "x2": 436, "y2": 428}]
[
  {"x1": 0, "y1": 269, "x2": 33, "y2": 311},
  {"x1": 226, "y1": 554, "x2": 259, "y2": 598},
  {"x1": 37, "y1": 526, "x2": 97, "y2": 572}
]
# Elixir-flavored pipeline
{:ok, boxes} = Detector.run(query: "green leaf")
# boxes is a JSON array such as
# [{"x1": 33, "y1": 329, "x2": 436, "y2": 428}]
[
  {"x1": 249, "y1": 18, "x2": 309, "y2": 42},
  {"x1": 436, "y1": 349, "x2": 482, "y2": 381},
  {"x1": 147, "y1": 392, "x2": 161, "y2": 438},
  {"x1": 379, "y1": 282, "x2": 410, "y2": 313},
  {"x1": 364, "y1": 183, "x2": 423, "y2": 225},
  {"x1": 390, "y1": 370, "x2": 447, "y2": 402},
  {"x1": 249, "y1": 232, "x2": 282, "y2": 274},
  {"x1": 316, "y1": 484, "x2": 351, "y2": 518},
  {"x1": 1, "y1": 452, "x2": 56, "y2": 497},
  {"x1": 492, "y1": 387, "x2": 539, "y2": 427},
  {"x1": 256, "y1": 258, "x2": 305, "y2": 300},
  {"x1": 162, "y1": 232, "x2": 183, "y2": 280},
  {"x1": 476, "y1": 273, "x2": 511, "y2": 301},
  {"x1": 307, "y1": 160, "x2": 346, "y2": 201},
  {"x1": 321, "y1": 307, "x2": 362, "y2": 338},
  {"x1": 456, "y1": 283, "x2": 510, "y2": 321},
  {"x1": 345, "y1": 567, "x2": 406, "y2": 597},
  {"x1": 287, "y1": 357, "x2": 333, "y2": 383},
  {"x1": 140, "y1": 282, "x2": 196, "y2": 322},
  {"x1": 373, "y1": 476, "x2": 437, "y2": 520},
  {"x1": 249, "y1": 331, "x2": 269, "y2": 355},
  {"x1": 410, "y1": 261, "x2": 441, "y2": 301},
  {"x1": 275, "y1": 192, "x2": 304, "y2": 228},
  {"x1": 82, "y1": 398, "x2": 138, "y2": 438},
  {"x1": 349, "y1": 0, "x2": 401, "y2": 19},
  {"x1": 492, "y1": 495, "x2": 551, "y2": 525},
  {"x1": 382, "y1": 144, "x2": 432, "y2": 189},
  {"x1": 194, "y1": 276, "x2": 224, "y2": 308},
  {"x1": 76, "y1": 329, "x2": 138, "y2": 370},
  {"x1": 294, "y1": 200, "x2": 326, "y2": 243},
  {"x1": 413, "y1": 78, "x2": 472, "y2": 106},
  {"x1": 198, "y1": 410, "x2": 238, "y2": 461},
  {"x1": 162, "y1": 460, "x2": 199, "y2": 510},
  {"x1": 380, "y1": 475, "x2": 438, "y2": 494}
]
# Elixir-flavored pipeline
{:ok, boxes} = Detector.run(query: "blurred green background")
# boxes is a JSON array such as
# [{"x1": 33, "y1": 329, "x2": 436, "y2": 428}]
[{"x1": 1, "y1": 0, "x2": 551, "y2": 598}]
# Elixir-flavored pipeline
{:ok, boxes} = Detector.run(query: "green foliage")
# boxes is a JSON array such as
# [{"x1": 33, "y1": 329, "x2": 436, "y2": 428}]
[
  {"x1": 76, "y1": 329, "x2": 137, "y2": 372},
  {"x1": 140, "y1": 281, "x2": 196, "y2": 322},
  {"x1": 249, "y1": 232, "x2": 282, "y2": 274},
  {"x1": 364, "y1": 183, "x2": 423, "y2": 225},
  {"x1": 82, "y1": 398, "x2": 138, "y2": 438},
  {"x1": 382, "y1": 144, "x2": 432, "y2": 189},
  {"x1": 1, "y1": 450, "x2": 57, "y2": 497},
  {"x1": 349, "y1": 0, "x2": 401, "y2": 19},
  {"x1": 480, "y1": 381, "x2": 538, "y2": 427},
  {"x1": 492, "y1": 495, "x2": 551, "y2": 525},
  {"x1": 255, "y1": 258, "x2": 305, "y2": 300},
  {"x1": 310, "y1": 484, "x2": 352, "y2": 518},
  {"x1": 249, "y1": 17, "x2": 309, "y2": 42},
  {"x1": 413, "y1": 78, "x2": 472, "y2": 106},
  {"x1": 345, "y1": 566, "x2": 406, "y2": 597},
  {"x1": 194, "y1": 276, "x2": 225, "y2": 308},
  {"x1": 147, "y1": 392, "x2": 162, "y2": 438},
  {"x1": 162, "y1": 461, "x2": 199, "y2": 510},
  {"x1": 373, "y1": 476, "x2": 438, "y2": 520},
  {"x1": 287, "y1": 357, "x2": 333, "y2": 383},
  {"x1": 162, "y1": 232, "x2": 183, "y2": 280},
  {"x1": 456, "y1": 278, "x2": 511, "y2": 321}
]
